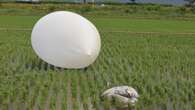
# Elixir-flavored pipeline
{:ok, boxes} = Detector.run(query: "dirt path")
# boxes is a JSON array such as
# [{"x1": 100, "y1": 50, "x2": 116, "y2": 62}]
[
  {"x1": 33, "y1": 101, "x2": 39, "y2": 110},
  {"x1": 1, "y1": 27, "x2": 195, "y2": 35},
  {"x1": 8, "y1": 102, "x2": 14, "y2": 110},
  {"x1": 101, "y1": 30, "x2": 195, "y2": 35},
  {"x1": 44, "y1": 89, "x2": 52, "y2": 110},
  {"x1": 85, "y1": 15, "x2": 195, "y2": 22},
  {"x1": 56, "y1": 93, "x2": 62, "y2": 110},
  {"x1": 1, "y1": 27, "x2": 195, "y2": 37},
  {"x1": 76, "y1": 78, "x2": 84, "y2": 110},
  {"x1": 0, "y1": 27, "x2": 31, "y2": 31},
  {"x1": 67, "y1": 78, "x2": 72, "y2": 110}
]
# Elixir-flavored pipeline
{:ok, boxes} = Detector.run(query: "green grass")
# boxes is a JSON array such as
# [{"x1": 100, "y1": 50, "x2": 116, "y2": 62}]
[
  {"x1": 92, "y1": 18, "x2": 195, "y2": 33},
  {"x1": 0, "y1": 4, "x2": 195, "y2": 110},
  {"x1": 1, "y1": 15, "x2": 195, "y2": 33}
]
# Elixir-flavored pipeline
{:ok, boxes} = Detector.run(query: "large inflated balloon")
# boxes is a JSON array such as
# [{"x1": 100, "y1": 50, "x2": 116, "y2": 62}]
[{"x1": 31, "y1": 11, "x2": 101, "y2": 69}]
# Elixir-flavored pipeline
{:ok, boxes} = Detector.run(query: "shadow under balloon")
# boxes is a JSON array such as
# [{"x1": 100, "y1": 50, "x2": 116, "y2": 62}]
[{"x1": 25, "y1": 60, "x2": 89, "y2": 72}]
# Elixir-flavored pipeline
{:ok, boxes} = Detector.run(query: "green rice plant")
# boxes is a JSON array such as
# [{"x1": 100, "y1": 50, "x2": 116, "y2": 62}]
[{"x1": 0, "y1": 10, "x2": 195, "y2": 109}]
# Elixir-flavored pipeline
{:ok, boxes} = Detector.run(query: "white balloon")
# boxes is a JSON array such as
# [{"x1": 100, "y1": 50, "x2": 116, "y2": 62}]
[{"x1": 31, "y1": 11, "x2": 101, "y2": 69}]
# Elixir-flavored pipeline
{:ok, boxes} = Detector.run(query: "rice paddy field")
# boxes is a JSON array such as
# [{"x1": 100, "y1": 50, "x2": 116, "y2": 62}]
[{"x1": 0, "y1": 3, "x2": 195, "y2": 110}]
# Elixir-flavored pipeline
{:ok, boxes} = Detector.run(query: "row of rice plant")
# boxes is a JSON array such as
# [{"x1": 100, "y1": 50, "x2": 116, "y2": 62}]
[{"x1": 0, "y1": 29, "x2": 194, "y2": 109}]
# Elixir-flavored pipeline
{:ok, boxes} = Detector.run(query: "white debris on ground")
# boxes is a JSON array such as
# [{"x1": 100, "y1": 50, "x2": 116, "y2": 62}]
[{"x1": 101, "y1": 86, "x2": 139, "y2": 109}]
